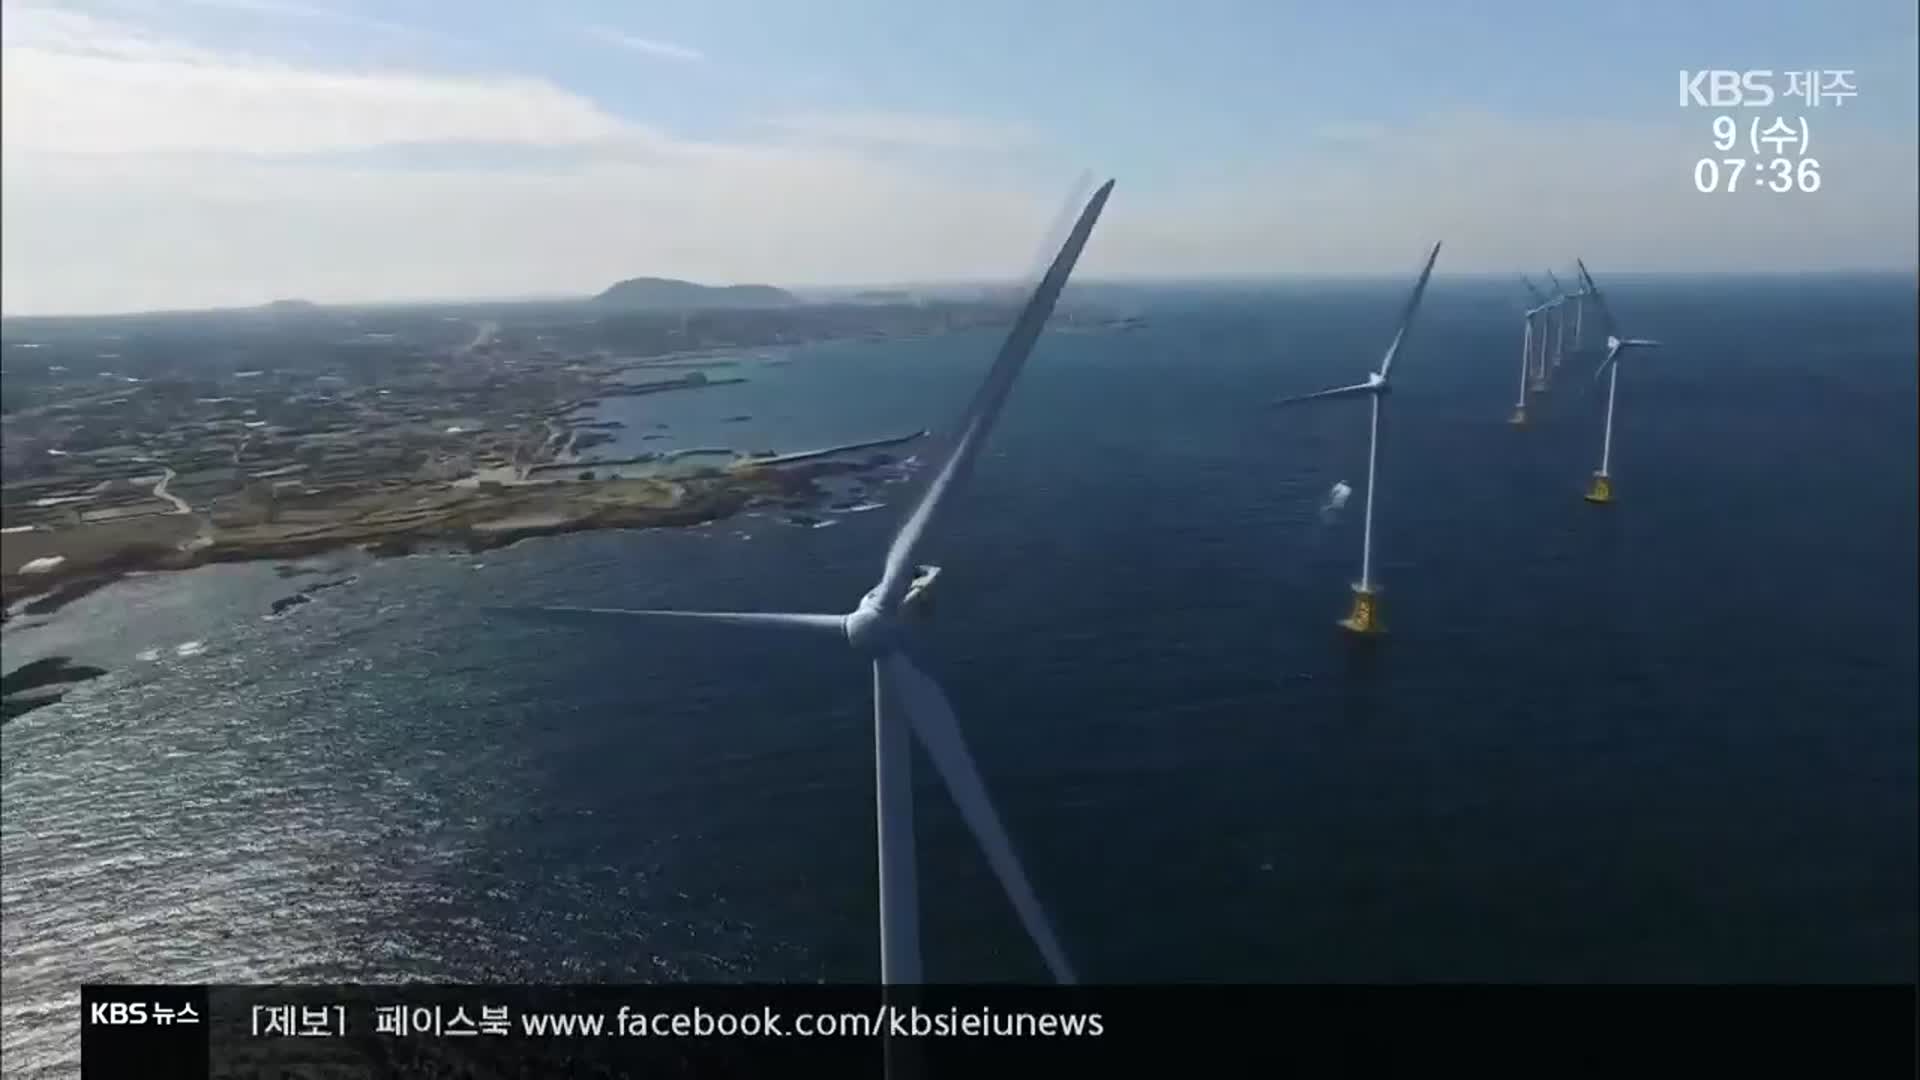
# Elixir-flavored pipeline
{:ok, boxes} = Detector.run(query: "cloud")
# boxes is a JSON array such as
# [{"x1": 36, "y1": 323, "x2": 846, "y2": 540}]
[
  {"x1": 7, "y1": 0, "x2": 460, "y2": 54},
  {"x1": 0, "y1": 7, "x2": 1912, "y2": 316},
  {"x1": 157, "y1": 0, "x2": 438, "y2": 38},
  {"x1": 580, "y1": 25, "x2": 704, "y2": 63},
  {"x1": 764, "y1": 110, "x2": 1036, "y2": 152},
  {"x1": 1, "y1": 148, "x2": 1057, "y2": 314},
  {"x1": 1, "y1": 7, "x2": 634, "y2": 153}
]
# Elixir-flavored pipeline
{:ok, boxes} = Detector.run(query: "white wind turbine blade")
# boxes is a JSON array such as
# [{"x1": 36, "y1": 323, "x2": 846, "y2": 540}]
[
  {"x1": 1518, "y1": 274, "x2": 1549, "y2": 306},
  {"x1": 1273, "y1": 380, "x2": 1379, "y2": 407},
  {"x1": 1575, "y1": 258, "x2": 1599, "y2": 295},
  {"x1": 1023, "y1": 170, "x2": 1096, "y2": 284},
  {"x1": 1578, "y1": 259, "x2": 1618, "y2": 337},
  {"x1": 881, "y1": 651, "x2": 1077, "y2": 984},
  {"x1": 1375, "y1": 240, "x2": 1443, "y2": 381},
  {"x1": 1545, "y1": 268, "x2": 1566, "y2": 297},
  {"x1": 874, "y1": 179, "x2": 1116, "y2": 606},
  {"x1": 1593, "y1": 336, "x2": 1661, "y2": 381},
  {"x1": 1593, "y1": 340, "x2": 1622, "y2": 382},
  {"x1": 488, "y1": 606, "x2": 847, "y2": 632}
]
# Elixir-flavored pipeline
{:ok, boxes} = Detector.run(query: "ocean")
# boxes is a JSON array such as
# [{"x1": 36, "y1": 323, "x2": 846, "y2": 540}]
[{"x1": 3, "y1": 275, "x2": 1914, "y2": 1073}]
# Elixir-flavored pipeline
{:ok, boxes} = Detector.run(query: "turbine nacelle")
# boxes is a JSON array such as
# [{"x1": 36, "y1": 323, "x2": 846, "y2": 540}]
[
  {"x1": 847, "y1": 570, "x2": 939, "y2": 653},
  {"x1": 843, "y1": 599, "x2": 898, "y2": 655},
  {"x1": 1597, "y1": 335, "x2": 1662, "y2": 379},
  {"x1": 902, "y1": 564, "x2": 942, "y2": 618},
  {"x1": 1274, "y1": 241, "x2": 1439, "y2": 410},
  {"x1": 1603, "y1": 334, "x2": 1662, "y2": 357}
]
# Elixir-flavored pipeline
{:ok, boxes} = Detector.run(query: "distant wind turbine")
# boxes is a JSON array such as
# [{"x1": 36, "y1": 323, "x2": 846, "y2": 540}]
[
  {"x1": 1585, "y1": 335, "x2": 1662, "y2": 503},
  {"x1": 1565, "y1": 262, "x2": 1592, "y2": 353},
  {"x1": 1529, "y1": 294, "x2": 1560, "y2": 395},
  {"x1": 1518, "y1": 274, "x2": 1550, "y2": 307},
  {"x1": 493, "y1": 181, "x2": 1118, "y2": 993},
  {"x1": 1543, "y1": 269, "x2": 1570, "y2": 376},
  {"x1": 1512, "y1": 299, "x2": 1552, "y2": 425},
  {"x1": 1576, "y1": 261, "x2": 1661, "y2": 503},
  {"x1": 1274, "y1": 241, "x2": 1443, "y2": 634},
  {"x1": 1573, "y1": 257, "x2": 1608, "y2": 356},
  {"x1": 1510, "y1": 274, "x2": 1555, "y2": 424}
]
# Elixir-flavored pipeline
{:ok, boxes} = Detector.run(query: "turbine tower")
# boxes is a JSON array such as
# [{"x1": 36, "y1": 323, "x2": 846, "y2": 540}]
[
  {"x1": 494, "y1": 182, "x2": 1118, "y2": 999},
  {"x1": 1274, "y1": 240, "x2": 1443, "y2": 634},
  {"x1": 1567, "y1": 263, "x2": 1590, "y2": 353}
]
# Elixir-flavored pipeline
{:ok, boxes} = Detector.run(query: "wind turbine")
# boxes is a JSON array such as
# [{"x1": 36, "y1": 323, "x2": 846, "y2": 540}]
[
  {"x1": 1584, "y1": 335, "x2": 1662, "y2": 503},
  {"x1": 1577, "y1": 261, "x2": 1661, "y2": 503},
  {"x1": 1274, "y1": 240, "x2": 1443, "y2": 634},
  {"x1": 1510, "y1": 276, "x2": 1551, "y2": 425},
  {"x1": 1544, "y1": 269, "x2": 1570, "y2": 376},
  {"x1": 1574, "y1": 257, "x2": 1608, "y2": 350},
  {"x1": 1518, "y1": 274, "x2": 1550, "y2": 309},
  {"x1": 1512, "y1": 299, "x2": 1552, "y2": 426},
  {"x1": 493, "y1": 182, "x2": 1117, "y2": 996},
  {"x1": 1565, "y1": 263, "x2": 1592, "y2": 354},
  {"x1": 1529, "y1": 296, "x2": 1559, "y2": 395}
]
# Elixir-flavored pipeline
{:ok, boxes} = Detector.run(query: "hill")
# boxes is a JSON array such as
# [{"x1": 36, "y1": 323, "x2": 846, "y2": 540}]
[{"x1": 593, "y1": 277, "x2": 797, "y2": 310}]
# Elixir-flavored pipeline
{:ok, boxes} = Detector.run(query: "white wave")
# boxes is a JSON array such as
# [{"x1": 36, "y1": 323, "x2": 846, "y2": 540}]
[{"x1": 1319, "y1": 481, "x2": 1353, "y2": 523}]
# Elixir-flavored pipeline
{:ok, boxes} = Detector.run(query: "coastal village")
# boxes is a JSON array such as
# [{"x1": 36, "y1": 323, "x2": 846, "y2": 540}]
[{"x1": 0, "y1": 286, "x2": 1140, "y2": 629}]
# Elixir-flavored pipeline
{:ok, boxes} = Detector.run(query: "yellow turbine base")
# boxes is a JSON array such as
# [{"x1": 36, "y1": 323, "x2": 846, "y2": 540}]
[
  {"x1": 1338, "y1": 583, "x2": 1384, "y2": 635},
  {"x1": 1508, "y1": 407, "x2": 1527, "y2": 426},
  {"x1": 1584, "y1": 472, "x2": 1613, "y2": 504}
]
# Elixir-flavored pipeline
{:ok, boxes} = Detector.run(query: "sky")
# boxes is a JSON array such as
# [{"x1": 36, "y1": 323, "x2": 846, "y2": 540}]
[{"x1": 3, "y1": 0, "x2": 1916, "y2": 315}]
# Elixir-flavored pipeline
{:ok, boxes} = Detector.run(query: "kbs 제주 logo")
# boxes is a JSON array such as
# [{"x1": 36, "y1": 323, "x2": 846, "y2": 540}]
[{"x1": 1680, "y1": 70, "x2": 1855, "y2": 194}]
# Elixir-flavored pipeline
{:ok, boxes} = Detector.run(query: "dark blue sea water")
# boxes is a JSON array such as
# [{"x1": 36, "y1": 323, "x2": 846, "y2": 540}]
[{"x1": 4, "y1": 276, "x2": 1915, "y2": 1073}]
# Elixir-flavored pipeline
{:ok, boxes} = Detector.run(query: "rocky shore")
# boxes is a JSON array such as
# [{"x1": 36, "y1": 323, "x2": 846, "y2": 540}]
[{"x1": 1, "y1": 447, "x2": 912, "y2": 624}]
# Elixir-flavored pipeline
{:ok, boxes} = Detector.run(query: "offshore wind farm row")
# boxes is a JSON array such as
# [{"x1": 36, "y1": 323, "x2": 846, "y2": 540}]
[
  {"x1": 1508, "y1": 259, "x2": 1663, "y2": 507},
  {"x1": 1270, "y1": 248, "x2": 1667, "y2": 634}
]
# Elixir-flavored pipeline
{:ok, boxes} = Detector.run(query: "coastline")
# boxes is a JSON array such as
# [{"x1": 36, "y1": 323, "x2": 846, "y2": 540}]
[{"x1": 1, "y1": 438, "x2": 922, "y2": 625}]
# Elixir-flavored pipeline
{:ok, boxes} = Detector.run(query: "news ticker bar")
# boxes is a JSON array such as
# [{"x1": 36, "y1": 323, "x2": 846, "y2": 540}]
[{"x1": 84, "y1": 983, "x2": 1915, "y2": 1079}]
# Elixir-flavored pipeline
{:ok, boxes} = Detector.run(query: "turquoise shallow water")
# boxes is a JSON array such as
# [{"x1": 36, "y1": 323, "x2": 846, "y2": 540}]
[{"x1": 4, "y1": 276, "x2": 1914, "y2": 1075}]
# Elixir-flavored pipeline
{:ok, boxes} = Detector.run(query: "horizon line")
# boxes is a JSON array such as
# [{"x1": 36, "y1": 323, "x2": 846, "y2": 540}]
[{"x1": 5, "y1": 267, "x2": 1915, "y2": 322}]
